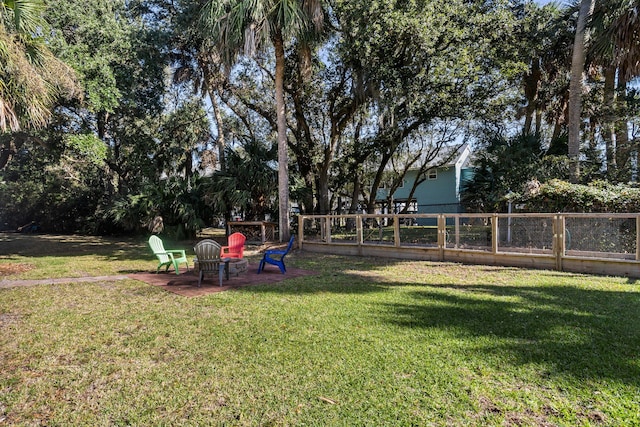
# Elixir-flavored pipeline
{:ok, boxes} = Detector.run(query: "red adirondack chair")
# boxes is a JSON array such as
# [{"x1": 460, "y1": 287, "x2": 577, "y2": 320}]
[{"x1": 221, "y1": 232, "x2": 246, "y2": 259}]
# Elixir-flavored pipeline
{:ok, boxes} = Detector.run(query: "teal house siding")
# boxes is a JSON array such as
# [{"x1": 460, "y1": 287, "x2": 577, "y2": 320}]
[
  {"x1": 384, "y1": 145, "x2": 472, "y2": 224},
  {"x1": 395, "y1": 168, "x2": 462, "y2": 213}
]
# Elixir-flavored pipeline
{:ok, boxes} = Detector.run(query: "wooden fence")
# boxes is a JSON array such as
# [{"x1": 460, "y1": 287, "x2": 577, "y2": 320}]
[
  {"x1": 297, "y1": 213, "x2": 640, "y2": 278},
  {"x1": 227, "y1": 221, "x2": 277, "y2": 244}
]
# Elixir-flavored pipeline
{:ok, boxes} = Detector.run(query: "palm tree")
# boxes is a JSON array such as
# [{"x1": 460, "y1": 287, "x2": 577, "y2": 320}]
[
  {"x1": 172, "y1": 1, "x2": 229, "y2": 171},
  {"x1": 603, "y1": 0, "x2": 640, "y2": 80},
  {"x1": 205, "y1": 138, "x2": 278, "y2": 222},
  {"x1": 0, "y1": 0, "x2": 80, "y2": 169},
  {"x1": 567, "y1": 0, "x2": 596, "y2": 183},
  {"x1": 199, "y1": 0, "x2": 324, "y2": 242},
  {"x1": 0, "y1": 0, "x2": 78, "y2": 132},
  {"x1": 590, "y1": 0, "x2": 640, "y2": 181}
]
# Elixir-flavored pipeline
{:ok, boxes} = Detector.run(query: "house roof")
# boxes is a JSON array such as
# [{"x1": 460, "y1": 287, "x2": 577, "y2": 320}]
[
  {"x1": 403, "y1": 143, "x2": 471, "y2": 173},
  {"x1": 436, "y1": 143, "x2": 471, "y2": 169}
]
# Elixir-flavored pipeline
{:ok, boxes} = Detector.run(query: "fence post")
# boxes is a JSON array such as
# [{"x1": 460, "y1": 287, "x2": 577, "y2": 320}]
[
  {"x1": 298, "y1": 215, "x2": 304, "y2": 250},
  {"x1": 325, "y1": 216, "x2": 332, "y2": 244},
  {"x1": 356, "y1": 215, "x2": 363, "y2": 246},
  {"x1": 491, "y1": 214, "x2": 498, "y2": 254},
  {"x1": 637, "y1": 215, "x2": 640, "y2": 261},
  {"x1": 554, "y1": 215, "x2": 564, "y2": 271},
  {"x1": 438, "y1": 215, "x2": 445, "y2": 261},
  {"x1": 394, "y1": 215, "x2": 401, "y2": 247}
]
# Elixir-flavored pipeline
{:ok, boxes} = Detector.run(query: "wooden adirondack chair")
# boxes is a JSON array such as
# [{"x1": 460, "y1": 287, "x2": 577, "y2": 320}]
[
  {"x1": 194, "y1": 239, "x2": 226, "y2": 287},
  {"x1": 221, "y1": 232, "x2": 246, "y2": 259},
  {"x1": 257, "y1": 235, "x2": 295, "y2": 274},
  {"x1": 148, "y1": 235, "x2": 189, "y2": 275}
]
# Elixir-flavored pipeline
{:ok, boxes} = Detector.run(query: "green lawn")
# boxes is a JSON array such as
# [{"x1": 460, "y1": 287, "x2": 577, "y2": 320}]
[
  {"x1": 0, "y1": 233, "x2": 154, "y2": 279},
  {"x1": 1, "y1": 234, "x2": 639, "y2": 425}
]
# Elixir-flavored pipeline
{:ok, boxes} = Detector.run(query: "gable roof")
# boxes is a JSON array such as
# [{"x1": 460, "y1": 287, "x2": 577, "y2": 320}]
[{"x1": 436, "y1": 143, "x2": 471, "y2": 169}]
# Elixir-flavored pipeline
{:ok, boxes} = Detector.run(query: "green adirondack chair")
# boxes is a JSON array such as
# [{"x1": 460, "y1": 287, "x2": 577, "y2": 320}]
[{"x1": 148, "y1": 235, "x2": 189, "y2": 275}]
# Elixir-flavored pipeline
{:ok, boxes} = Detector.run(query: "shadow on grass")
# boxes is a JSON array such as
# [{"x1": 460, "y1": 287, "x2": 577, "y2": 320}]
[
  {"x1": 243, "y1": 254, "x2": 640, "y2": 386},
  {"x1": 380, "y1": 282, "x2": 640, "y2": 386},
  {"x1": 0, "y1": 232, "x2": 161, "y2": 261}
]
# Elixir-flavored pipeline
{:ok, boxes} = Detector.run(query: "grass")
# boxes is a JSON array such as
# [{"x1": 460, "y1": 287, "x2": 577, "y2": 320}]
[
  {"x1": 0, "y1": 234, "x2": 153, "y2": 279},
  {"x1": 1, "y1": 233, "x2": 640, "y2": 425}
]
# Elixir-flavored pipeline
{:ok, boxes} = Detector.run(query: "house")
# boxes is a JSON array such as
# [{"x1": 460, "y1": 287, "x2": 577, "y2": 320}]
[{"x1": 377, "y1": 144, "x2": 473, "y2": 224}]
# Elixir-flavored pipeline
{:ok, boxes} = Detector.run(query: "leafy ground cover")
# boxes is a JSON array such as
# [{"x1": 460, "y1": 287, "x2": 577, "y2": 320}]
[{"x1": 1, "y1": 233, "x2": 639, "y2": 425}]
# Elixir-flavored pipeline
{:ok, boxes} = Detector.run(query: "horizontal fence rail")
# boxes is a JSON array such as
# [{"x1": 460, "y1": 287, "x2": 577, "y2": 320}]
[{"x1": 298, "y1": 213, "x2": 640, "y2": 278}]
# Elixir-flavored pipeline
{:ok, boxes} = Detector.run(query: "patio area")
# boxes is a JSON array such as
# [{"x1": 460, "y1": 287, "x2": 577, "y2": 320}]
[{"x1": 127, "y1": 264, "x2": 318, "y2": 297}]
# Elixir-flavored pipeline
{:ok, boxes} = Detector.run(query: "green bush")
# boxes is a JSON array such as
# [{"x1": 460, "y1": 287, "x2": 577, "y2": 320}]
[{"x1": 519, "y1": 179, "x2": 640, "y2": 213}]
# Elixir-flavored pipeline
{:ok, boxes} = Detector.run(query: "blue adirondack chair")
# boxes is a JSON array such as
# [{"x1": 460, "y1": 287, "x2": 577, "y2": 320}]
[
  {"x1": 148, "y1": 235, "x2": 189, "y2": 275},
  {"x1": 257, "y1": 235, "x2": 295, "y2": 274}
]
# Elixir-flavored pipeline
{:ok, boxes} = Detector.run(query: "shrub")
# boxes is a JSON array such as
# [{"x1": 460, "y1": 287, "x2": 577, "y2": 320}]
[{"x1": 518, "y1": 179, "x2": 640, "y2": 213}]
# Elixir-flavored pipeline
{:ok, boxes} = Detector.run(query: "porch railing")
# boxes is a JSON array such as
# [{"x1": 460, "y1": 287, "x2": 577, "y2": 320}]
[{"x1": 298, "y1": 213, "x2": 640, "y2": 278}]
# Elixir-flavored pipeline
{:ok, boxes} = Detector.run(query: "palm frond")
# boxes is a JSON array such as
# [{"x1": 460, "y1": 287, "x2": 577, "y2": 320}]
[
  {"x1": 0, "y1": 14, "x2": 80, "y2": 131},
  {"x1": 303, "y1": 0, "x2": 324, "y2": 30},
  {"x1": 3, "y1": 0, "x2": 46, "y2": 35},
  {"x1": 0, "y1": 97, "x2": 20, "y2": 131}
]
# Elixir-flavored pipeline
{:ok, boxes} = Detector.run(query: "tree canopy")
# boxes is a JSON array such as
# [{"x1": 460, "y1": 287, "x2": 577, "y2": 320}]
[{"x1": 1, "y1": 0, "x2": 640, "y2": 236}]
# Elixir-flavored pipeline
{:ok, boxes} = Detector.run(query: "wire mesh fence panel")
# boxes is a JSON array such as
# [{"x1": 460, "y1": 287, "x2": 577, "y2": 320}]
[
  {"x1": 399, "y1": 224, "x2": 439, "y2": 247},
  {"x1": 300, "y1": 213, "x2": 640, "y2": 277},
  {"x1": 329, "y1": 216, "x2": 358, "y2": 242},
  {"x1": 446, "y1": 216, "x2": 492, "y2": 251},
  {"x1": 362, "y1": 216, "x2": 395, "y2": 244},
  {"x1": 497, "y1": 216, "x2": 554, "y2": 254},
  {"x1": 302, "y1": 217, "x2": 357, "y2": 243},
  {"x1": 301, "y1": 217, "x2": 325, "y2": 242},
  {"x1": 564, "y1": 216, "x2": 637, "y2": 259}
]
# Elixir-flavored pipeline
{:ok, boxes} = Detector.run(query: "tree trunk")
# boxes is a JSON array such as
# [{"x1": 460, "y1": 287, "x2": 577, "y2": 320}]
[
  {"x1": 288, "y1": 77, "x2": 316, "y2": 214},
  {"x1": 602, "y1": 65, "x2": 617, "y2": 177},
  {"x1": 615, "y1": 71, "x2": 630, "y2": 182},
  {"x1": 301, "y1": 173, "x2": 315, "y2": 214},
  {"x1": 345, "y1": 173, "x2": 361, "y2": 232},
  {"x1": 551, "y1": 119, "x2": 563, "y2": 143},
  {"x1": 210, "y1": 89, "x2": 226, "y2": 171},
  {"x1": 551, "y1": 92, "x2": 568, "y2": 144},
  {"x1": 567, "y1": 0, "x2": 595, "y2": 183},
  {"x1": 97, "y1": 110, "x2": 109, "y2": 141},
  {"x1": 366, "y1": 150, "x2": 394, "y2": 214},
  {"x1": 317, "y1": 167, "x2": 331, "y2": 214},
  {"x1": 0, "y1": 136, "x2": 15, "y2": 169},
  {"x1": 274, "y1": 30, "x2": 290, "y2": 242},
  {"x1": 523, "y1": 57, "x2": 541, "y2": 135}
]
